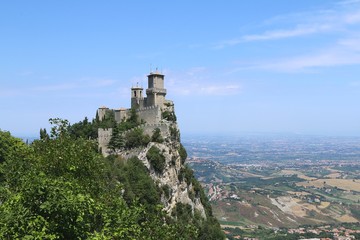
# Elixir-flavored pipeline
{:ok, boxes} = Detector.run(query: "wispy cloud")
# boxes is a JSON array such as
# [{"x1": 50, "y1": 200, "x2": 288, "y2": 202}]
[
  {"x1": 91, "y1": 79, "x2": 116, "y2": 87},
  {"x1": 216, "y1": 24, "x2": 331, "y2": 48},
  {"x1": 263, "y1": 51, "x2": 360, "y2": 72},
  {"x1": 199, "y1": 84, "x2": 241, "y2": 95},
  {"x1": 338, "y1": 0, "x2": 360, "y2": 6},
  {"x1": 231, "y1": 40, "x2": 360, "y2": 72},
  {"x1": 344, "y1": 10, "x2": 360, "y2": 23},
  {"x1": 165, "y1": 67, "x2": 242, "y2": 96},
  {"x1": 0, "y1": 78, "x2": 119, "y2": 98},
  {"x1": 242, "y1": 24, "x2": 331, "y2": 42},
  {"x1": 222, "y1": 1, "x2": 360, "y2": 72},
  {"x1": 32, "y1": 83, "x2": 78, "y2": 92},
  {"x1": 338, "y1": 36, "x2": 360, "y2": 50},
  {"x1": 170, "y1": 83, "x2": 242, "y2": 96},
  {"x1": 216, "y1": 1, "x2": 360, "y2": 49}
]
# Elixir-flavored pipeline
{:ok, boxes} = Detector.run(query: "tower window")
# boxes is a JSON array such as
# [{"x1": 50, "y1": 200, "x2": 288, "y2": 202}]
[{"x1": 134, "y1": 91, "x2": 136, "y2": 97}]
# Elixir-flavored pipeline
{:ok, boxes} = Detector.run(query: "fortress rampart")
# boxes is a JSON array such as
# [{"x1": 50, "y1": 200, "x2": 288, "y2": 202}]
[
  {"x1": 97, "y1": 70, "x2": 174, "y2": 155},
  {"x1": 136, "y1": 106, "x2": 161, "y2": 124}
]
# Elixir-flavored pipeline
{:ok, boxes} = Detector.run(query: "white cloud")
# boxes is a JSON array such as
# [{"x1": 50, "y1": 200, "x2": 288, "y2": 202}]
[
  {"x1": 0, "y1": 77, "x2": 121, "y2": 99},
  {"x1": 164, "y1": 68, "x2": 242, "y2": 96},
  {"x1": 344, "y1": 10, "x2": 360, "y2": 23},
  {"x1": 338, "y1": 36, "x2": 360, "y2": 50},
  {"x1": 242, "y1": 24, "x2": 331, "y2": 42},
  {"x1": 222, "y1": 1, "x2": 360, "y2": 72},
  {"x1": 338, "y1": 0, "x2": 360, "y2": 6},
  {"x1": 215, "y1": 24, "x2": 332, "y2": 48},
  {"x1": 265, "y1": 52, "x2": 360, "y2": 72},
  {"x1": 92, "y1": 79, "x2": 116, "y2": 87},
  {"x1": 170, "y1": 83, "x2": 241, "y2": 96},
  {"x1": 216, "y1": 2, "x2": 360, "y2": 48},
  {"x1": 185, "y1": 67, "x2": 207, "y2": 76},
  {"x1": 230, "y1": 44, "x2": 360, "y2": 73},
  {"x1": 199, "y1": 84, "x2": 241, "y2": 95},
  {"x1": 32, "y1": 83, "x2": 78, "y2": 92}
]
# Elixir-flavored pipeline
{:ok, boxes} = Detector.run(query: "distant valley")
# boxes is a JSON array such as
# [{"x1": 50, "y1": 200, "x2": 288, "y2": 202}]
[{"x1": 183, "y1": 134, "x2": 360, "y2": 238}]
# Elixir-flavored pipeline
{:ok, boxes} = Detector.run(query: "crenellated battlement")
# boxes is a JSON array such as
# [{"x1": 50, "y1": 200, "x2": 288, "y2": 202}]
[{"x1": 97, "y1": 71, "x2": 173, "y2": 155}]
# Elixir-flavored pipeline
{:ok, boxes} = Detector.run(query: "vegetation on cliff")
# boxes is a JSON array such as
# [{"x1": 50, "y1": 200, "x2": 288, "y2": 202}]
[{"x1": 0, "y1": 117, "x2": 224, "y2": 239}]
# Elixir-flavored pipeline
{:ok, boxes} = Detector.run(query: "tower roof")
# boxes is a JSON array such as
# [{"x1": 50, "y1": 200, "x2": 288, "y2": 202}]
[
  {"x1": 148, "y1": 70, "x2": 164, "y2": 77},
  {"x1": 131, "y1": 86, "x2": 143, "y2": 90}
]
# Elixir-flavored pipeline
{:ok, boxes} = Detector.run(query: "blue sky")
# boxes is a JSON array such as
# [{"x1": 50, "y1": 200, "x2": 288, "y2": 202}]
[{"x1": 1, "y1": 0, "x2": 360, "y2": 137}]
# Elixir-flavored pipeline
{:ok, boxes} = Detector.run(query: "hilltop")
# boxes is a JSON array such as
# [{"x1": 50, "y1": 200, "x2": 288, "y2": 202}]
[{"x1": 0, "y1": 71, "x2": 224, "y2": 239}]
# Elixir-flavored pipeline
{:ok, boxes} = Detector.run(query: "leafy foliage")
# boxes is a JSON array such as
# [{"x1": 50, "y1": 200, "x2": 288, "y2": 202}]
[
  {"x1": 108, "y1": 108, "x2": 150, "y2": 151},
  {"x1": 176, "y1": 164, "x2": 225, "y2": 239},
  {"x1": 39, "y1": 128, "x2": 49, "y2": 140},
  {"x1": 0, "y1": 123, "x2": 168, "y2": 239},
  {"x1": 0, "y1": 116, "x2": 224, "y2": 239},
  {"x1": 110, "y1": 156, "x2": 161, "y2": 206},
  {"x1": 147, "y1": 146, "x2": 166, "y2": 174},
  {"x1": 162, "y1": 110, "x2": 177, "y2": 122},
  {"x1": 179, "y1": 143, "x2": 188, "y2": 164},
  {"x1": 0, "y1": 130, "x2": 30, "y2": 164},
  {"x1": 97, "y1": 110, "x2": 117, "y2": 129},
  {"x1": 68, "y1": 117, "x2": 98, "y2": 139},
  {"x1": 124, "y1": 128, "x2": 150, "y2": 149},
  {"x1": 169, "y1": 125, "x2": 180, "y2": 141},
  {"x1": 108, "y1": 126, "x2": 125, "y2": 150},
  {"x1": 172, "y1": 202, "x2": 225, "y2": 240},
  {"x1": 151, "y1": 128, "x2": 164, "y2": 143}
]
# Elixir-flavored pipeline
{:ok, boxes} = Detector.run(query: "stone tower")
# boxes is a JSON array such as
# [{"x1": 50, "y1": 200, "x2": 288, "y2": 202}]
[
  {"x1": 146, "y1": 71, "x2": 167, "y2": 107},
  {"x1": 98, "y1": 70, "x2": 173, "y2": 154},
  {"x1": 131, "y1": 85, "x2": 144, "y2": 109}
]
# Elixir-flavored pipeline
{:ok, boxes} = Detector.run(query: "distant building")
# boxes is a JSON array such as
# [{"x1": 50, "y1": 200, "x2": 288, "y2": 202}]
[{"x1": 97, "y1": 70, "x2": 174, "y2": 154}]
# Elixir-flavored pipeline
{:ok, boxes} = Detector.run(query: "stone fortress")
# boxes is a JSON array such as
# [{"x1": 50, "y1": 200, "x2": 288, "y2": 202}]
[
  {"x1": 98, "y1": 70, "x2": 175, "y2": 154},
  {"x1": 97, "y1": 70, "x2": 207, "y2": 218}
]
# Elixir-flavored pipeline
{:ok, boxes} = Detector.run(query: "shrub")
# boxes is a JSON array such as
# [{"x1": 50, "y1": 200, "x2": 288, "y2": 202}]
[
  {"x1": 161, "y1": 184, "x2": 171, "y2": 199},
  {"x1": 169, "y1": 126, "x2": 179, "y2": 141},
  {"x1": 146, "y1": 146, "x2": 166, "y2": 174},
  {"x1": 178, "y1": 165, "x2": 193, "y2": 184},
  {"x1": 125, "y1": 128, "x2": 150, "y2": 149},
  {"x1": 179, "y1": 143, "x2": 187, "y2": 164},
  {"x1": 162, "y1": 110, "x2": 177, "y2": 122},
  {"x1": 151, "y1": 128, "x2": 164, "y2": 143}
]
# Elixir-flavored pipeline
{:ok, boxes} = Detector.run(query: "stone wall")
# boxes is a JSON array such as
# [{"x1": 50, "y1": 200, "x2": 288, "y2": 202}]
[
  {"x1": 98, "y1": 128, "x2": 112, "y2": 156},
  {"x1": 114, "y1": 109, "x2": 128, "y2": 123},
  {"x1": 137, "y1": 105, "x2": 161, "y2": 124},
  {"x1": 97, "y1": 107, "x2": 109, "y2": 121},
  {"x1": 122, "y1": 123, "x2": 169, "y2": 138}
]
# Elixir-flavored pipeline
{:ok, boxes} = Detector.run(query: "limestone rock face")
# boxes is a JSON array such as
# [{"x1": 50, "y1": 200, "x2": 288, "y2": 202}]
[{"x1": 119, "y1": 122, "x2": 206, "y2": 218}]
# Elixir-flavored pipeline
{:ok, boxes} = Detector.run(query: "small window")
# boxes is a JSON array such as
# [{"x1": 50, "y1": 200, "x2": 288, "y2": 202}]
[{"x1": 134, "y1": 91, "x2": 136, "y2": 97}]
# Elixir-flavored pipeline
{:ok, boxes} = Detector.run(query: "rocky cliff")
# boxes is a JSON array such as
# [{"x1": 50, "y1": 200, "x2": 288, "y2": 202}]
[
  {"x1": 119, "y1": 121, "x2": 207, "y2": 218},
  {"x1": 95, "y1": 99, "x2": 224, "y2": 238}
]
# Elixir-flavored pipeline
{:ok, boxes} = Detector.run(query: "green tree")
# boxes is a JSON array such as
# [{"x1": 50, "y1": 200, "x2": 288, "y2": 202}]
[
  {"x1": 125, "y1": 128, "x2": 150, "y2": 149},
  {"x1": 68, "y1": 117, "x2": 98, "y2": 139},
  {"x1": 0, "y1": 118, "x2": 224, "y2": 239},
  {"x1": 0, "y1": 130, "x2": 30, "y2": 164},
  {"x1": 39, "y1": 128, "x2": 49, "y2": 140},
  {"x1": 128, "y1": 108, "x2": 140, "y2": 125},
  {"x1": 147, "y1": 146, "x2": 166, "y2": 174},
  {"x1": 108, "y1": 127, "x2": 125, "y2": 150},
  {"x1": 179, "y1": 143, "x2": 188, "y2": 164},
  {"x1": 151, "y1": 128, "x2": 164, "y2": 143}
]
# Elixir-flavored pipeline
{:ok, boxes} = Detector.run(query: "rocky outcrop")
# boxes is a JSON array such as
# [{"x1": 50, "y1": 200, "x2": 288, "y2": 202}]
[{"x1": 118, "y1": 121, "x2": 207, "y2": 218}]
